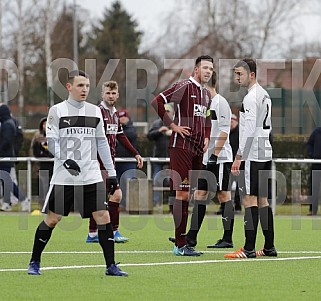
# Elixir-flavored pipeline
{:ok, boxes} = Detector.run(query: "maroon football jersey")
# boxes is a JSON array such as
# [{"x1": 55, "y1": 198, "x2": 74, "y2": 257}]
[
  {"x1": 158, "y1": 76, "x2": 211, "y2": 155},
  {"x1": 99, "y1": 103, "x2": 123, "y2": 163}
]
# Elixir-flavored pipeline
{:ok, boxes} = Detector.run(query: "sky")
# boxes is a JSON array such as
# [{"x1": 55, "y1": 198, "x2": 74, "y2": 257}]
[{"x1": 68, "y1": 0, "x2": 321, "y2": 57}]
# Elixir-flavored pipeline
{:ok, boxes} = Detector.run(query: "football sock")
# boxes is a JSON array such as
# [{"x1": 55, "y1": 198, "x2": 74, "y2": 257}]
[
  {"x1": 98, "y1": 223, "x2": 115, "y2": 268},
  {"x1": 187, "y1": 200, "x2": 206, "y2": 241},
  {"x1": 108, "y1": 201, "x2": 120, "y2": 232},
  {"x1": 89, "y1": 217, "x2": 97, "y2": 233},
  {"x1": 221, "y1": 200, "x2": 234, "y2": 243},
  {"x1": 173, "y1": 199, "x2": 189, "y2": 248},
  {"x1": 30, "y1": 220, "x2": 53, "y2": 262},
  {"x1": 244, "y1": 206, "x2": 259, "y2": 251},
  {"x1": 259, "y1": 206, "x2": 275, "y2": 249}
]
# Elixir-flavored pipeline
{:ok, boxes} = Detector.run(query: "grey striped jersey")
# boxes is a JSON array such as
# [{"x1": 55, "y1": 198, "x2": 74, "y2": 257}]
[
  {"x1": 203, "y1": 93, "x2": 233, "y2": 164},
  {"x1": 238, "y1": 83, "x2": 272, "y2": 161},
  {"x1": 46, "y1": 98, "x2": 116, "y2": 185}
]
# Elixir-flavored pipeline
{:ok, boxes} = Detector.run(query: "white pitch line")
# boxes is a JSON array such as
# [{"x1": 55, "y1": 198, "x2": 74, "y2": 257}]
[
  {"x1": 1, "y1": 256, "x2": 321, "y2": 273},
  {"x1": 1, "y1": 250, "x2": 321, "y2": 254}
]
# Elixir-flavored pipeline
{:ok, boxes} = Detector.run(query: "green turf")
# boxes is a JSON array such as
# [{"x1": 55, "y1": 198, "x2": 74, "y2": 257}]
[{"x1": 1, "y1": 212, "x2": 321, "y2": 301}]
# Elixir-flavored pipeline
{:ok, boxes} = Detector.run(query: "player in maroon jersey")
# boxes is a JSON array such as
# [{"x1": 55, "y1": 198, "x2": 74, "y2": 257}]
[
  {"x1": 86, "y1": 81, "x2": 143, "y2": 243},
  {"x1": 151, "y1": 55, "x2": 214, "y2": 256}
]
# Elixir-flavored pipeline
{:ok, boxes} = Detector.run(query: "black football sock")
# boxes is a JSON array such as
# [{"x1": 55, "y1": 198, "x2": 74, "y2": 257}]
[
  {"x1": 187, "y1": 200, "x2": 206, "y2": 241},
  {"x1": 244, "y1": 206, "x2": 259, "y2": 251},
  {"x1": 98, "y1": 223, "x2": 115, "y2": 268},
  {"x1": 221, "y1": 200, "x2": 234, "y2": 243},
  {"x1": 259, "y1": 206, "x2": 275, "y2": 249},
  {"x1": 30, "y1": 220, "x2": 54, "y2": 262}
]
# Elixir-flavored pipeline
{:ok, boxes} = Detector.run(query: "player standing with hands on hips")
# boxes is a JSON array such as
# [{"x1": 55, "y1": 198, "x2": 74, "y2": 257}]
[
  {"x1": 151, "y1": 55, "x2": 214, "y2": 256},
  {"x1": 27, "y1": 70, "x2": 128, "y2": 276}
]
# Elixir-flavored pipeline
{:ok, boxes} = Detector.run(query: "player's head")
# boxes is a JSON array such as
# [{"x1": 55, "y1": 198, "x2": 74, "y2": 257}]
[
  {"x1": 206, "y1": 70, "x2": 217, "y2": 98},
  {"x1": 194, "y1": 55, "x2": 214, "y2": 85},
  {"x1": 208, "y1": 70, "x2": 217, "y2": 88},
  {"x1": 66, "y1": 70, "x2": 90, "y2": 102},
  {"x1": 233, "y1": 58, "x2": 256, "y2": 88},
  {"x1": 102, "y1": 81, "x2": 119, "y2": 107}
]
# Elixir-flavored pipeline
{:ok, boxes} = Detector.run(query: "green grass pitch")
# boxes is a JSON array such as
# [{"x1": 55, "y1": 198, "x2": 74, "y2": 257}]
[{"x1": 1, "y1": 212, "x2": 321, "y2": 300}]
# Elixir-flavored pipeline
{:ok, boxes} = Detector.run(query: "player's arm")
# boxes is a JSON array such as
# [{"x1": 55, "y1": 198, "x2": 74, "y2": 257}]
[
  {"x1": 46, "y1": 106, "x2": 60, "y2": 158},
  {"x1": 214, "y1": 100, "x2": 231, "y2": 156},
  {"x1": 237, "y1": 97, "x2": 256, "y2": 160},
  {"x1": 203, "y1": 109, "x2": 211, "y2": 152},
  {"x1": 151, "y1": 82, "x2": 190, "y2": 138},
  {"x1": 151, "y1": 95, "x2": 174, "y2": 127},
  {"x1": 117, "y1": 132, "x2": 143, "y2": 168}
]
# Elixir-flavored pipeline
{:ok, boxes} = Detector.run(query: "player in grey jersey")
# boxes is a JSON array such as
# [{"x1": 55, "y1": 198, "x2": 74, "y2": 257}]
[
  {"x1": 27, "y1": 70, "x2": 128, "y2": 276},
  {"x1": 225, "y1": 58, "x2": 277, "y2": 259}
]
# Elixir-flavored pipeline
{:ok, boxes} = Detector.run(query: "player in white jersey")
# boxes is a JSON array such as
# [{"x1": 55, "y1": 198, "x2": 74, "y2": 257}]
[
  {"x1": 27, "y1": 70, "x2": 128, "y2": 276},
  {"x1": 182, "y1": 71, "x2": 235, "y2": 249},
  {"x1": 225, "y1": 58, "x2": 277, "y2": 259}
]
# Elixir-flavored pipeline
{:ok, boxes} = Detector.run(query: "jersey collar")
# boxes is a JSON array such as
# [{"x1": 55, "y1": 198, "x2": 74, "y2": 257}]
[
  {"x1": 248, "y1": 82, "x2": 259, "y2": 92},
  {"x1": 100, "y1": 101, "x2": 117, "y2": 114},
  {"x1": 66, "y1": 97, "x2": 85, "y2": 109},
  {"x1": 189, "y1": 76, "x2": 206, "y2": 89}
]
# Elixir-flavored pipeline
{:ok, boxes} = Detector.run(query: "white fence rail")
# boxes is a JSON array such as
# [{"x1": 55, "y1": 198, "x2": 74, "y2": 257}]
[{"x1": 1, "y1": 157, "x2": 320, "y2": 214}]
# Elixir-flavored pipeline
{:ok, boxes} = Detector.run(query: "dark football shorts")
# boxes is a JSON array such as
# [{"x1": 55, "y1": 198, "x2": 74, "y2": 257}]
[
  {"x1": 42, "y1": 182, "x2": 107, "y2": 218},
  {"x1": 169, "y1": 148, "x2": 203, "y2": 191},
  {"x1": 198, "y1": 162, "x2": 232, "y2": 192},
  {"x1": 238, "y1": 160, "x2": 272, "y2": 197}
]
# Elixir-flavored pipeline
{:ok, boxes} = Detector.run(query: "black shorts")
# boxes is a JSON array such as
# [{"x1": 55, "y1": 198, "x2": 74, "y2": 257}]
[
  {"x1": 239, "y1": 161, "x2": 272, "y2": 197},
  {"x1": 42, "y1": 182, "x2": 107, "y2": 218},
  {"x1": 198, "y1": 162, "x2": 232, "y2": 192}
]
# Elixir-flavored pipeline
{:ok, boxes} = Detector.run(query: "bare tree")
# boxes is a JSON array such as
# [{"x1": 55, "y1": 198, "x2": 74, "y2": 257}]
[
  {"x1": 45, "y1": 0, "x2": 54, "y2": 107},
  {"x1": 16, "y1": 0, "x2": 24, "y2": 115},
  {"x1": 152, "y1": 0, "x2": 306, "y2": 59},
  {"x1": 5, "y1": 0, "x2": 44, "y2": 114}
]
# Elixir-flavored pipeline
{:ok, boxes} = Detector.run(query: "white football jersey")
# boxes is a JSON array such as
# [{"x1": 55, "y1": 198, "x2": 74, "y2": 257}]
[
  {"x1": 238, "y1": 83, "x2": 272, "y2": 161},
  {"x1": 203, "y1": 94, "x2": 233, "y2": 164},
  {"x1": 46, "y1": 98, "x2": 116, "y2": 185}
]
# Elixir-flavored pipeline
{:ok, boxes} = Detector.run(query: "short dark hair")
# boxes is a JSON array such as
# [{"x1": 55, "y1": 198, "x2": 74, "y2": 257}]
[
  {"x1": 102, "y1": 80, "x2": 118, "y2": 91},
  {"x1": 67, "y1": 70, "x2": 88, "y2": 84},
  {"x1": 195, "y1": 55, "x2": 214, "y2": 66},
  {"x1": 234, "y1": 58, "x2": 256, "y2": 76}
]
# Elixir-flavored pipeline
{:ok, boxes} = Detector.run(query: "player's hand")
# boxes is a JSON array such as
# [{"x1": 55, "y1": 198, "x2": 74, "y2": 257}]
[
  {"x1": 231, "y1": 159, "x2": 241, "y2": 176},
  {"x1": 206, "y1": 154, "x2": 218, "y2": 172},
  {"x1": 106, "y1": 176, "x2": 118, "y2": 195},
  {"x1": 63, "y1": 159, "x2": 81, "y2": 176},
  {"x1": 203, "y1": 138, "x2": 209, "y2": 152},
  {"x1": 159, "y1": 126, "x2": 169, "y2": 133},
  {"x1": 135, "y1": 155, "x2": 144, "y2": 169},
  {"x1": 170, "y1": 123, "x2": 191, "y2": 138}
]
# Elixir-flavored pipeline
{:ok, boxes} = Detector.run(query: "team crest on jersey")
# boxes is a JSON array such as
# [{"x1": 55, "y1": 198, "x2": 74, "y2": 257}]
[
  {"x1": 205, "y1": 94, "x2": 210, "y2": 104},
  {"x1": 106, "y1": 124, "x2": 118, "y2": 134},
  {"x1": 179, "y1": 177, "x2": 190, "y2": 189},
  {"x1": 194, "y1": 104, "x2": 207, "y2": 118}
]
